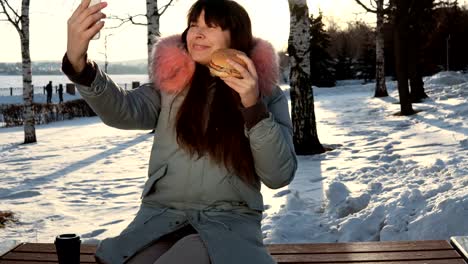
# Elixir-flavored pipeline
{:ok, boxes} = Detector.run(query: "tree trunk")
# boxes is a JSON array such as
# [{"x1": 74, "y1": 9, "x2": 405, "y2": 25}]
[
  {"x1": 374, "y1": 0, "x2": 388, "y2": 97},
  {"x1": 407, "y1": 13, "x2": 428, "y2": 103},
  {"x1": 408, "y1": 38, "x2": 428, "y2": 103},
  {"x1": 146, "y1": 0, "x2": 161, "y2": 76},
  {"x1": 20, "y1": 0, "x2": 36, "y2": 143},
  {"x1": 288, "y1": 0, "x2": 325, "y2": 155},
  {"x1": 393, "y1": 0, "x2": 415, "y2": 116}
]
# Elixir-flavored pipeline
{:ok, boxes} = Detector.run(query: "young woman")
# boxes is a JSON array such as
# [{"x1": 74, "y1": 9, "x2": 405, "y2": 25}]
[{"x1": 64, "y1": 0, "x2": 297, "y2": 263}]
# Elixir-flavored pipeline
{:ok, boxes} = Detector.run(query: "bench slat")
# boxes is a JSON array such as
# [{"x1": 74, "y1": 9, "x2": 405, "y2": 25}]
[
  {"x1": 268, "y1": 240, "x2": 453, "y2": 254},
  {"x1": 1, "y1": 241, "x2": 466, "y2": 264},
  {"x1": 1, "y1": 252, "x2": 95, "y2": 263},
  {"x1": 0, "y1": 261, "x2": 60, "y2": 264},
  {"x1": 0, "y1": 261, "x2": 62, "y2": 264},
  {"x1": 273, "y1": 250, "x2": 462, "y2": 262},
  {"x1": 14, "y1": 244, "x2": 96, "y2": 254},
  {"x1": 304, "y1": 261, "x2": 467, "y2": 264},
  {"x1": 16, "y1": 241, "x2": 456, "y2": 255}
]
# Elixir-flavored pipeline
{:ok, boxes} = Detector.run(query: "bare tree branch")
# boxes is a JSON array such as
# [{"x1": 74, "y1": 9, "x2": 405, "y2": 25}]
[
  {"x1": 3, "y1": 0, "x2": 19, "y2": 19},
  {"x1": 106, "y1": 14, "x2": 148, "y2": 29},
  {"x1": 355, "y1": 0, "x2": 378, "y2": 13},
  {"x1": 158, "y1": 0, "x2": 175, "y2": 16},
  {"x1": 0, "y1": 0, "x2": 21, "y2": 33},
  {"x1": 355, "y1": 0, "x2": 392, "y2": 15},
  {"x1": 103, "y1": 0, "x2": 176, "y2": 31}
]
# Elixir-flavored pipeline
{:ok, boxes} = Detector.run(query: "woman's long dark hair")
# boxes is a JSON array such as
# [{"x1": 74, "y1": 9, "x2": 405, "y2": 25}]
[{"x1": 176, "y1": 0, "x2": 257, "y2": 185}]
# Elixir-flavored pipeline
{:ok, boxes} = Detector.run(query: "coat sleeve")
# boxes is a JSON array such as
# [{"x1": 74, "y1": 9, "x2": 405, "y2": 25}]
[
  {"x1": 75, "y1": 65, "x2": 161, "y2": 130},
  {"x1": 245, "y1": 86, "x2": 298, "y2": 189}
]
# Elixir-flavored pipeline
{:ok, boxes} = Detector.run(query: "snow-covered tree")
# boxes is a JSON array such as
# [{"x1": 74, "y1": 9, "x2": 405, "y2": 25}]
[
  {"x1": 288, "y1": 0, "x2": 325, "y2": 154},
  {"x1": 0, "y1": 0, "x2": 36, "y2": 143}
]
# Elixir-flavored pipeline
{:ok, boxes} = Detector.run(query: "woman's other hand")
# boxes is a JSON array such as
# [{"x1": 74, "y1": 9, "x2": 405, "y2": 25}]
[
  {"x1": 221, "y1": 54, "x2": 260, "y2": 108},
  {"x1": 67, "y1": 0, "x2": 107, "y2": 72}
]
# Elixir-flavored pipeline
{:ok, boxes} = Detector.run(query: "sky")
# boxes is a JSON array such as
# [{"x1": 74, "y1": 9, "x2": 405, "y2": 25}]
[
  {"x1": 0, "y1": 0, "x2": 464, "y2": 63},
  {"x1": 0, "y1": 0, "x2": 378, "y2": 63}
]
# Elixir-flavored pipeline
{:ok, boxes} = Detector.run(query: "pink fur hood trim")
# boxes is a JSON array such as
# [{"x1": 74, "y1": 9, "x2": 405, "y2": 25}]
[{"x1": 150, "y1": 35, "x2": 279, "y2": 95}]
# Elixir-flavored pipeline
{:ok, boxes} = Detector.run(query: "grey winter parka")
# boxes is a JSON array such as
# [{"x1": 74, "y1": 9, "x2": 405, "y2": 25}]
[{"x1": 73, "y1": 36, "x2": 297, "y2": 264}]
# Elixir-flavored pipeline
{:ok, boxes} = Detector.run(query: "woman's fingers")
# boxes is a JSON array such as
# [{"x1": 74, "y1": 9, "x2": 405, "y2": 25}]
[
  {"x1": 66, "y1": 0, "x2": 107, "y2": 72},
  {"x1": 76, "y1": 1, "x2": 107, "y2": 25},
  {"x1": 226, "y1": 59, "x2": 250, "y2": 79},
  {"x1": 70, "y1": 0, "x2": 90, "y2": 20},
  {"x1": 226, "y1": 59, "x2": 258, "y2": 91},
  {"x1": 222, "y1": 55, "x2": 260, "y2": 107},
  {"x1": 78, "y1": 0, "x2": 92, "y2": 13},
  {"x1": 222, "y1": 76, "x2": 260, "y2": 107},
  {"x1": 221, "y1": 75, "x2": 255, "y2": 96},
  {"x1": 222, "y1": 76, "x2": 243, "y2": 89},
  {"x1": 69, "y1": 0, "x2": 88, "y2": 25},
  {"x1": 84, "y1": 20, "x2": 105, "y2": 40},
  {"x1": 236, "y1": 54, "x2": 258, "y2": 80},
  {"x1": 78, "y1": 12, "x2": 106, "y2": 33}
]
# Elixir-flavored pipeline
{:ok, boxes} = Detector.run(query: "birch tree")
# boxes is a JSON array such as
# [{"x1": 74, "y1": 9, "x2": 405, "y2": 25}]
[
  {"x1": 0, "y1": 0, "x2": 36, "y2": 143},
  {"x1": 108, "y1": 0, "x2": 175, "y2": 71},
  {"x1": 355, "y1": 0, "x2": 389, "y2": 97},
  {"x1": 288, "y1": 0, "x2": 325, "y2": 155}
]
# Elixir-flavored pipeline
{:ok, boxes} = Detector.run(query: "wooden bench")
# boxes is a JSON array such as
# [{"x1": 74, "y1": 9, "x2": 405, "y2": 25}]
[{"x1": 1, "y1": 239, "x2": 467, "y2": 263}]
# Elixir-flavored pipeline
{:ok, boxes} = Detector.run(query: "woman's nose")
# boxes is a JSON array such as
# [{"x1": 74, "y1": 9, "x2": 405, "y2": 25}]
[{"x1": 193, "y1": 27, "x2": 206, "y2": 38}]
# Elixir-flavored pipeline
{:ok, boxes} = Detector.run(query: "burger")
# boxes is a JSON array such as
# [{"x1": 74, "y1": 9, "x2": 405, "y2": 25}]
[{"x1": 208, "y1": 49, "x2": 247, "y2": 78}]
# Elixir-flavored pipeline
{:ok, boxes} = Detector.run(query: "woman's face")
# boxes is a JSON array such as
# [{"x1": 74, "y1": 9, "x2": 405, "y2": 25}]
[{"x1": 186, "y1": 10, "x2": 231, "y2": 65}]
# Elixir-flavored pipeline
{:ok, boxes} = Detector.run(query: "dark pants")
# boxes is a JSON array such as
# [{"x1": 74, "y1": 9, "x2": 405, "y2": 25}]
[{"x1": 126, "y1": 225, "x2": 211, "y2": 264}]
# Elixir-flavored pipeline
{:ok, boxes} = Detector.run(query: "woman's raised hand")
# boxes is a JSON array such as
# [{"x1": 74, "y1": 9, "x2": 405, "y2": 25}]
[
  {"x1": 220, "y1": 54, "x2": 260, "y2": 108},
  {"x1": 67, "y1": 0, "x2": 107, "y2": 72}
]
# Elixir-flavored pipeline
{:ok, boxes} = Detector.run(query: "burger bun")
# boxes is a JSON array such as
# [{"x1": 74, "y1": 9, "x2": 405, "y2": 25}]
[{"x1": 208, "y1": 49, "x2": 247, "y2": 78}]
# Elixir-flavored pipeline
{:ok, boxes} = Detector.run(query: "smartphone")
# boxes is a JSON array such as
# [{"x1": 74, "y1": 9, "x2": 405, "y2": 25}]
[{"x1": 89, "y1": 0, "x2": 102, "y2": 40}]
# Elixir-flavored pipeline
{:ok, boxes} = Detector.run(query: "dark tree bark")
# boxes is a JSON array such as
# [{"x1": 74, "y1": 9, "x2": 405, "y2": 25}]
[
  {"x1": 393, "y1": 0, "x2": 415, "y2": 115},
  {"x1": 407, "y1": 0, "x2": 434, "y2": 103},
  {"x1": 288, "y1": 0, "x2": 325, "y2": 155},
  {"x1": 408, "y1": 37, "x2": 428, "y2": 103}
]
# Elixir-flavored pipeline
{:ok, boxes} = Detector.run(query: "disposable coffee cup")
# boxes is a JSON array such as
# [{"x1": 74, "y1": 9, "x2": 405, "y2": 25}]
[{"x1": 54, "y1": 234, "x2": 81, "y2": 264}]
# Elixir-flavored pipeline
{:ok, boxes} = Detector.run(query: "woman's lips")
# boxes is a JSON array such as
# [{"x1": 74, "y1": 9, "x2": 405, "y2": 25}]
[{"x1": 192, "y1": 44, "x2": 210, "y2": 51}]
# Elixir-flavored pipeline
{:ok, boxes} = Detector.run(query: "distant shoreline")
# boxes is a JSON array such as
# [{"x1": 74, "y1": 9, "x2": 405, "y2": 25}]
[
  {"x1": 0, "y1": 61, "x2": 148, "y2": 76},
  {"x1": 0, "y1": 73, "x2": 66, "y2": 76},
  {"x1": 0, "y1": 74, "x2": 151, "y2": 90}
]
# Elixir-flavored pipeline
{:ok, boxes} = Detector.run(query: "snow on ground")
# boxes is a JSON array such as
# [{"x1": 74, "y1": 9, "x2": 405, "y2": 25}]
[
  {"x1": 263, "y1": 71, "x2": 467, "y2": 243},
  {"x1": 0, "y1": 71, "x2": 466, "y2": 254}
]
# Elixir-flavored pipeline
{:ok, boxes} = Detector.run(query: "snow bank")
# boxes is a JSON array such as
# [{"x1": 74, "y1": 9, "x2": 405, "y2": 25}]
[{"x1": 424, "y1": 71, "x2": 468, "y2": 86}]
